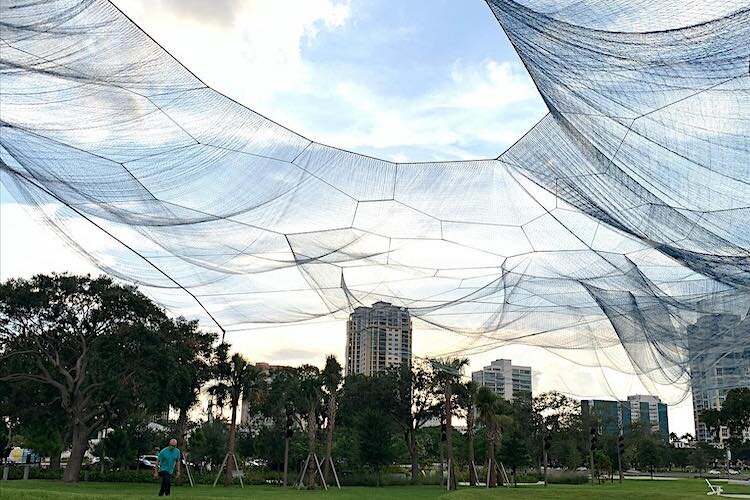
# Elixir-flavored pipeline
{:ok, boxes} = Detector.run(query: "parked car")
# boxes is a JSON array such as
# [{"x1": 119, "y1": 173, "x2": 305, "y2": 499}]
[
  {"x1": 728, "y1": 469, "x2": 739, "y2": 475},
  {"x1": 575, "y1": 466, "x2": 588, "y2": 472},
  {"x1": 708, "y1": 469, "x2": 721, "y2": 475},
  {"x1": 138, "y1": 455, "x2": 159, "y2": 468}
]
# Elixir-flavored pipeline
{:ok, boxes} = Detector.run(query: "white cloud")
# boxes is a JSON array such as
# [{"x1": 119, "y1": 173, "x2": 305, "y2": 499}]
[
  {"x1": 312, "y1": 58, "x2": 545, "y2": 160},
  {"x1": 114, "y1": 0, "x2": 352, "y2": 104},
  {"x1": 0, "y1": 201, "x2": 101, "y2": 280}
]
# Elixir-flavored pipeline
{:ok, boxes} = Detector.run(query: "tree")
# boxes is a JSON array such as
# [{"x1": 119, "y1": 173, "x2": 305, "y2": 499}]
[
  {"x1": 498, "y1": 420, "x2": 530, "y2": 486},
  {"x1": 721, "y1": 388, "x2": 750, "y2": 447},
  {"x1": 321, "y1": 355, "x2": 342, "y2": 482},
  {"x1": 356, "y1": 408, "x2": 397, "y2": 486},
  {"x1": 337, "y1": 373, "x2": 398, "y2": 483},
  {"x1": 700, "y1": 408, "x2": 723, "y2": 442},
  {"x1": 7, "y1": 379, "x2": 68, "y2": 470},
  {"x1": 593, "y1": 449, "x2": 612, "y2": 482},
  {"x1": 433, "y1": 357, "x2": 468, "y2": 490},
  {"x1": 476, "y1": 386, "x2": 511, "y2": 487},
  {"x1": 389, "y1": 361, "x2": 439, "y2": 482},
  {"x1": 0, "y1": 274, "x2": 172, "y2": 482},
  {"x1": 690, "y1": 442, "x2": 722, "y2": 476},
  {"x1": 636, "y1": 437, "x2": 661, "y2": 479},
  {"x1": 260, "y1": 367, "x2": 300, "y2": 485},
  {"x1": 161, "y1": 318, "x2": 216, "y2": 453},
  {"x1": 456, "y1": 381, "x2": 479, "y2": 485},
  {"x1": 100, "y1": 428, "x2": 136, "y2": 470},
  {"x1": 20, "y1": 420, "x2": 65, "y2": 470},
  {"x1": 188, "y1": 419, "x2": 227, "y2": 470},
  {"x1": 296, "y1": 364, "x2": 323, "y2": 488},
  {"x1": 209, "y1": 346, "x2": 263, "y2": 486}
]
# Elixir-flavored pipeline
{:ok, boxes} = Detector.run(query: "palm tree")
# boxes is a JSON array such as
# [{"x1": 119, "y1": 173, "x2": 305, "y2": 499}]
[
  {"x1": 476, "y1": 386, "x2": 511, "y2": 487},
  {"x1": 209, "y1": 344, "x2": 263, "y2": 486},
  {"x1": 669, "y1": 432, "x2": 680, "y2": 446},
  {"x1": 296, "y1": 364, "x2": 323, "y2": 488},
  {"x1": 433, "y1": 357, "x2": 469, "y2": 490},
  {"x1": 321, "y1": 355, "x2": 342, "y2": 483},
  {"x1": 457, "y1": 381, "x2": 479, "y2": 485}
]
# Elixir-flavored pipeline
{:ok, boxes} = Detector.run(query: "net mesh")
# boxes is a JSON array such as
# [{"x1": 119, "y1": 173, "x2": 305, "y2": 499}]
[{"x1": 1, "y1": 0, "x2": 748, "y2": 401}]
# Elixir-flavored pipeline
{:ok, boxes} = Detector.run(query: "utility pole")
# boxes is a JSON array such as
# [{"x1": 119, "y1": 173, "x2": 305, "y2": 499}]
[{"x1": 617, "y1": 434, "x2": 624, "y2": 483}]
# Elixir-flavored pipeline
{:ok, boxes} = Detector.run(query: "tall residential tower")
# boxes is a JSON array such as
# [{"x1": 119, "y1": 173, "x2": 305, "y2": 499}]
[{"x1": 345, "y1": 301, "x2": 412, "y2": 376}]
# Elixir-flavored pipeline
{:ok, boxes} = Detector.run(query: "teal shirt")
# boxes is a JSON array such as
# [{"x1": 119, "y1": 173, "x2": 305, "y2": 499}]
[{"x1": 157, "y1": 447, "x2": 181, "y2": 474}]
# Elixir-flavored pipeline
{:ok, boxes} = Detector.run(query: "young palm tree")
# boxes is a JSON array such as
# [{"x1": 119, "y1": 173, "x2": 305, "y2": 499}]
[
  {"x1": 433, "y1": 357, "x2": 469, "y2": 490},
  {"x1": 457, "y1": 381, "x2": 479, "y2": 486},
  {"x1": 476, "y1": 385, "x2": 509, "y2": 487},
  {"x1": 321, "y1": 355, "x2": 342, "y2": 482},
  {"x1": 209, "y1": 344, "x2": 263, "y2": 486},
  {"x1": 296, "y1": 364, "x2": 323, "y2": 488}
]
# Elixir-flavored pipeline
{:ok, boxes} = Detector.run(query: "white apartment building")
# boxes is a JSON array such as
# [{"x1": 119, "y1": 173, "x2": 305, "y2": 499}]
[{"x1": 471, "y1": 359, "x2": 532, "y2": 400}]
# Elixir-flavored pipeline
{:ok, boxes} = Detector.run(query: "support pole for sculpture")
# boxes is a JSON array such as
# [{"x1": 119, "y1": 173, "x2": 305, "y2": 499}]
[{"x1": 212, "y1": 452, "x2": 243, "y2": 488}]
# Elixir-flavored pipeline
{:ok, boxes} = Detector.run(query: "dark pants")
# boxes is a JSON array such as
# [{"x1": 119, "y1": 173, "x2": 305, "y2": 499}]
[{"x1": 158, "y1": 471, "x2": 172, "y2": 496}]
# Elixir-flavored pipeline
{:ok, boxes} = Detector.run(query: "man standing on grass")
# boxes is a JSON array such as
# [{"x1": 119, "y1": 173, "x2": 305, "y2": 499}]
[{"x1": 155, "y1": 438, "x2": 181, "y2": 496}]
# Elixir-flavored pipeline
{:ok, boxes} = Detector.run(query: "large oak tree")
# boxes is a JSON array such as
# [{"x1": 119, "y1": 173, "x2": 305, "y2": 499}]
[{"x1": 0, "y1": 274, "x2": 173, "y2": 481}]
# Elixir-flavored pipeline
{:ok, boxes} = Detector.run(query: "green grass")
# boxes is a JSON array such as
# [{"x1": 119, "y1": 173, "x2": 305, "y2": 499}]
[{"x1": 1, "y1": 479, "x2": 748, "y2": 500}]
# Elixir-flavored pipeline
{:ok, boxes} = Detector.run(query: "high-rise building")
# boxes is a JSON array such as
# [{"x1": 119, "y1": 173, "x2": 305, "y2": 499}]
[
  {"x1": 628, "y1": 395, "x2": 670, "y2": 443},
  {"x1": 688, "y1": 313, "x2": 750, "y2": 444},
  {"x1": 471, "y1": 359, "x2": 532, "y2": 400},
  {"x1": 581, "y1": 395, "x2": 669, "y2": 442},
  {"x1": 345, "y1": 301, "x2": 412, "y2": 376},
  {"x1": 581, "y1": 399, "x2": 631, "y2": 437}
]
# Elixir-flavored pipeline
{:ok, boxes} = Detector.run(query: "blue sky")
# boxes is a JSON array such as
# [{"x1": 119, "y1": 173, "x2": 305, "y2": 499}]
[{"x1": 0, "y1": 0, "x2": 695, "y2": 433}]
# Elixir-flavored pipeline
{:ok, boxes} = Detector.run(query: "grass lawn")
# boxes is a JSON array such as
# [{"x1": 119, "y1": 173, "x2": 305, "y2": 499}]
[{"x1": 1, "y1": 479, "x2": 748, "y2": 499}]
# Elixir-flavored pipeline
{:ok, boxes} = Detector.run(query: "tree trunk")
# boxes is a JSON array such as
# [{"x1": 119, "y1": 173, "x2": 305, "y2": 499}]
[
  {"x1": 487, "y1": 440, "x2": 496, "y2": 487},
  {"x1": 175, "y1": 407, "x2": 189, "y2": 485},
  {"x1": 64, "y1": 423, "x2": 89, "y2": 483},
  {"x1": 224, "y1": 400, "x2": 238, "y2": 486},
  {"x1": 322, "y1": 392, "x2": 336, "y2": 481},
  {"x1": 176, "y1": 407, "x2": 189, "y2": 450},
  {"x1": 445, "y1": 382, "x2": 456, "y2": 490},
  {"x1": 467, "y1": 405, "x2": 477, "y2": 486},
  {"x1": 409, "y1": 428, "x2": 419, "y2": 482},
  {"x1": 50, "y1": 451, "x2": 62, "y2": 471},
  {"x1": 487, "y1": 421, "x2": 497, "y2": 488},
  {"x1": 283, "y1": 436, "x2": 290, "y2": 486},
  {"x1": 305, "y1": 405, "x2": 317, "y2": 488}
]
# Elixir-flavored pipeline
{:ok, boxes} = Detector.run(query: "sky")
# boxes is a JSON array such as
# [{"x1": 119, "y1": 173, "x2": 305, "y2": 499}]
[{"x1": 0, "y1": 0, "x2": 695, "y2": 434}]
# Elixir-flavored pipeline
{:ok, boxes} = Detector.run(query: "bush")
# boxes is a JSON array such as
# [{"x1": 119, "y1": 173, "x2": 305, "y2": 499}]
[
  {"x1": 516, "y1": 472, "x2": 543, "y2": 483},
  {"x1": 4, "y1": 466, "x2": 63, "y2": 480},
  {"x1": 547, "y1": 472, "x2": 589, "y2": 484}
]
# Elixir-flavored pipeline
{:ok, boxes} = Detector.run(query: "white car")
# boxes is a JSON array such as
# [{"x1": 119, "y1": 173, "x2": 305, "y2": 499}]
[
  {"x1": 139, "y1": 455, "x2": 159, "y2": 468},
  {"x1": 575, "y1": 466, "x2": 588, "y2": 472},
  {"x1": 708, "y1": 469, "x2": 721, "y2": 475},
  {"x1": 728, "y1": 469, "x2": 739, "y2": 475}
]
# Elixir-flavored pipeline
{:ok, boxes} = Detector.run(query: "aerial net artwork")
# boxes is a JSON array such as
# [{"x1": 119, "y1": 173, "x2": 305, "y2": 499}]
[{"x1": 1, "y1": 0, "x2": 748, "y2": 401}]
